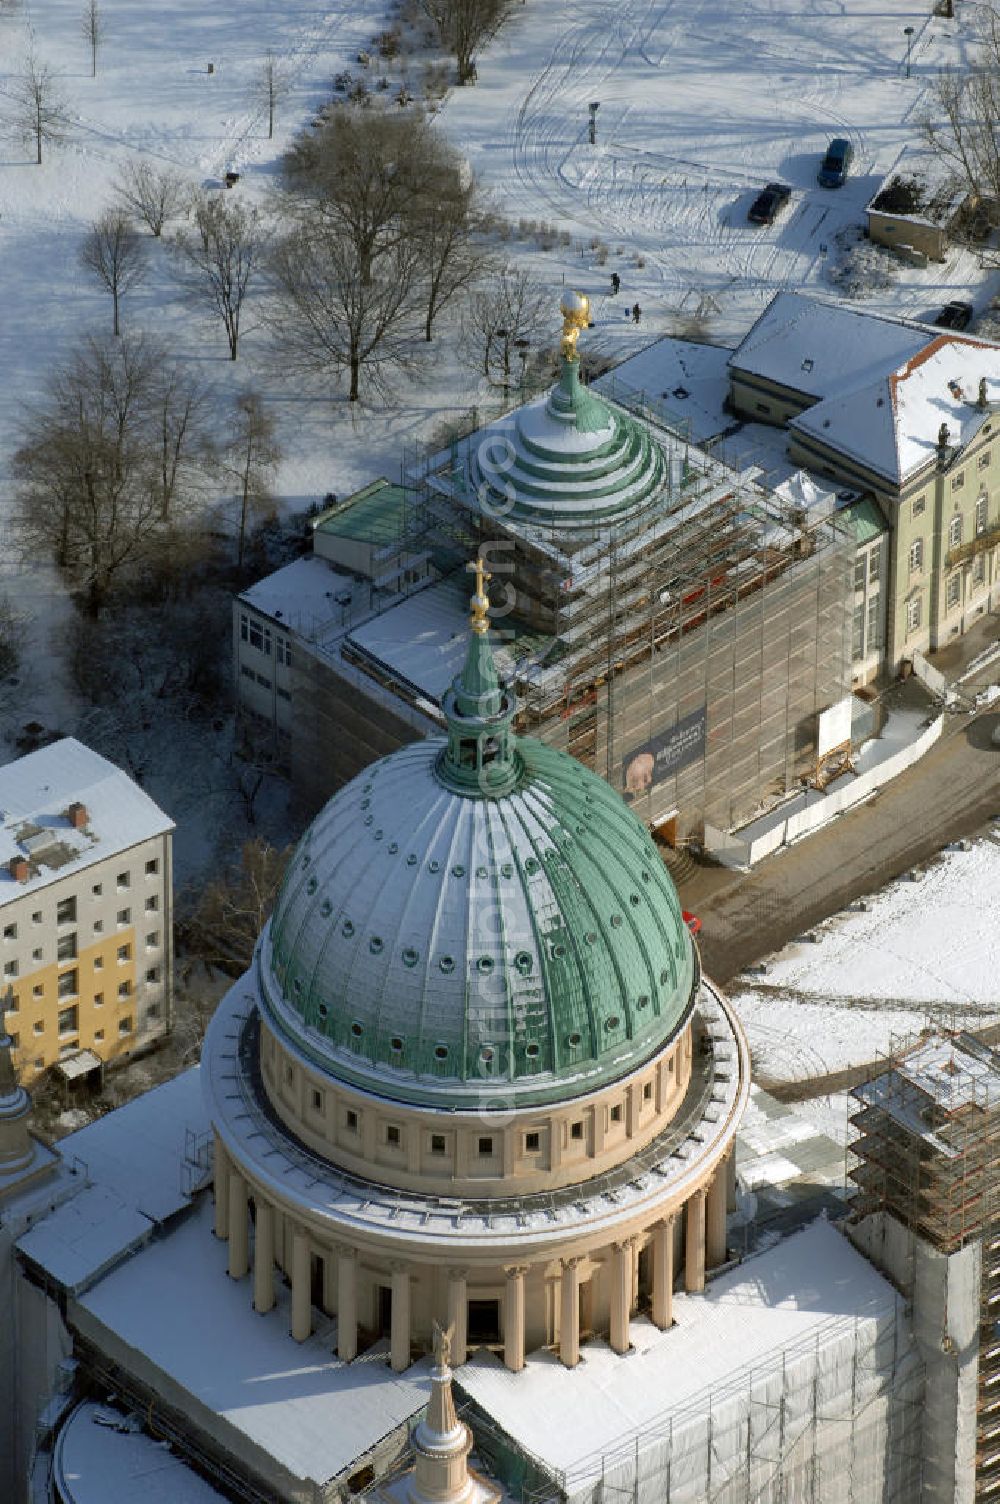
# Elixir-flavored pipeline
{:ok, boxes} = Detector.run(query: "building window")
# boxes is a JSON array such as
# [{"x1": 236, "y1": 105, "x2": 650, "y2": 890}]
[
  {"x1": 976, "y1": 496, "x2": 989, "y2": 535},
  {"x1": 117, "y1": 944, "x2": 131, "y2": 962},
  {"x1": 908, "y1": 538, "x2": 924, "y2": 574},
  {"x1": 117, "y1": 908, "x2": 130, "y2": 925},
  {"x1": 310, "y1": 1088, "x2": 322, "y2": 1112},
  {"x1": 56, "y1": 933, "x2": 77, "y2": 962},
  {"x1": 346, "y1": 1109, "x2": 358, "y2": 1131},
  {"x1": 974, "y1": 553, "x2": 987, "y2": 585},
  {"x1": 145, "y1": 896, "x2": 159, "y2": 913},
  {"x1": 980, "y1": 449, "x2": 992, "y2": 469},
  {"x1": 853, "y1": 554, "x2": 866, "y2": 592},
  {"x1": 93, "y1": 956, "x2": 103, "y2": 971},
  {"x1": 92, "y1": 884, "x2": 102, "y2": 897},
  {"x1": 431, "y1": 1133, "x2": 446, "y2": 1155},
  {"x1": 118, "y1": 1017, "x2": 132, "y2": 1036},
  {"x1": 3, "y1": 960, "x2": 18, "y2": 979},
  {"x1": 32, "y1": 983, "x2": 43, "y2": 998},
  {"x1": 8, "y1": 1032, "x2": 16, "y2": 1049},
  {"x1": 2, "y1": 923, "x2": 16, "y2": 941},
  {"x1": 525, "y1": 1131, "x2": 541, "y2": 1152},
  {"x1": 952, "y1": 470, "x2": 965, "y2": 490},
  {"x1": 118, "y1": 981, "x2": 131, "y2": 999},
  {"x1": 58, "y1": 969, "x2": 78, "y2": 998},
  {"x1": 56, "y1": 897, "x2": 76, "y2": 925},
  {"x1": 94, "y1": 993, "x2": 103, "y2": 1007},
  {"x1": 866, "y1": 594, "x2": 880, "y2": 650},
  {"x1": 947, "y1": 573, "x2": 962, "y2": 610},
  {"x1": 31, "y1": 911, "x2": 42, "y2": 925},
  {"x1": 570, "y1": 1121, "x2": 584, "y2": 1141},
  {"x1": 240, "y1": 612, "x2": 249, "y2": 642},
  {"x1": 145, "y1": 966, "x2": 159, "y2": 984},
  {"x1": 948, "y1": 515, "x2": 963, "y2": 549},
  {"x1": 907, "y1": 595, "x2": 922, "y2": 633},
  {"x1": 58, "y1": 1005, "x2": 78, "y2": 1036},
  {"x1": 94, "y1": 1029, "x2": 104, "y2": 1043},
  {"x1": 912, "y1": 494, "x2": 926, "y2": 518},
  {"x1": 116, "y1": 872, "x2": 130, "y2": 891},
  {"x1": 146, "y1": 931, "x2": 159, "y2": 949},
  {"x1": 145, "y1": 859, "x2": 159, "y2": 876},
  {"x1": 478, "y1": 1135, "x2": 493, "y2": 1155},
  {"x1": 386, "y1": 1125, "x2": 401, "y2": 1147},
  {"x1": 868, "y1": 541, "x2": 881, "y2": 581},
  {"x1": 33, "y1": 1021, "x2": 43, "y2": 1036},
  {"x1": 247, "y1": 619, "x2": 271, "y2": 655},
  {"x1": 610, "y1": 1104, "x2": 623, "y2": 1123},
  {"x1": 643, "y1": 1081, "x2": 653, "y2": 1101},
  {"x1": 852, "y1": 601, "x2": 864, "y2": 661},
  {"x1": 31, "y1": 947, "x2": 42, "y2": 962}
]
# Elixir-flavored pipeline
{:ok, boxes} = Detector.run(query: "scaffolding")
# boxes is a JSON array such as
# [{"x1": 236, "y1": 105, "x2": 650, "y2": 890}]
[{"x1": 849, "y1": 1030, "x2": 1000, "y2": 1499}]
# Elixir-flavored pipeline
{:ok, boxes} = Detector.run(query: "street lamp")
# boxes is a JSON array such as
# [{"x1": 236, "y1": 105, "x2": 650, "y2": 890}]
[{"x1": 904, "y1": 26, "x2": 915, "y2": 78}]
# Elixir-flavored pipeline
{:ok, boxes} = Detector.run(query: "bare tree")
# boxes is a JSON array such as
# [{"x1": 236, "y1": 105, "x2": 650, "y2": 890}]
[
  {"x1": 412, "y1": 155, "x2": 484, "y2": 340},
  {"x1": 81, "y1": 0, "x2": 102, "y2": 77},
  {"x1": 269, "y1": 219, "x2": 421, "y2": 401},
  {"x1": 12, "y1": 52, "x2": 69, "y2": 164},
  {"x1": 115, "y1": 159, "x2": 188, "y2": 236},
  {"x1": 922, "y1": 10, "x2": 1000, "y2": 208},
  {"x1": 11, "y1": 335, "x2": 210, "y2": 614},
  {"x1": 465, "y1": 264, "x2": 549, "y2": 392},
  {"x1": 151, "y1": 363, "x2": 215, "y2": 520},
  {"x1": 173, "y1": 194, "x2": 266, "y2": 359},
  {"x1": 420, "y1": 0, "x2": 513, "y2": 84},
  {"x1": 81, "y1": 209, "x2": 147, "y2": 336},
  {"x1": 221, "y1": 391, "x2": 283, "y2": 571},
  {"x1": 182, "y1": 839, "x2": 291, "y2": 975},
  {"x1": 255, "y1": 50, "x2": 286, "y2": 140}
]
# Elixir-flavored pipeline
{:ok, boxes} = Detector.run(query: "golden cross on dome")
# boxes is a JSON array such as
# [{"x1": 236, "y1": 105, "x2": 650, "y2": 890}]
[{"x1": 467, "y1": 555, "x2": 491, "y2": 635}]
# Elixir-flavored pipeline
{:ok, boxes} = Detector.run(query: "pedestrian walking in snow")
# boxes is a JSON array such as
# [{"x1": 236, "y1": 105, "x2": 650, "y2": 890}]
[
  {"x1": 611, "y1": 272, "x2": 620, "y2": 295},
  {"x1": 632, "y1": 303, "x2": 641, "y2": 324}
]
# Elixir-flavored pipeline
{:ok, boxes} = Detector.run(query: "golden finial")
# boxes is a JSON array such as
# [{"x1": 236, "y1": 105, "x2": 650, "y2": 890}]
[
  {"x1": 467, "y1": 556, "x2": 491, "y2": 635},
  {"x1": 560, "y1": 290, "x2": 590, "y2": 362}
]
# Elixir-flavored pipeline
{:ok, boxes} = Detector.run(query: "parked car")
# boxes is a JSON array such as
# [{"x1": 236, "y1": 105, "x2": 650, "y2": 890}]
[
  {"x1": 934, "y1": 300, "x2": 974, "y2": 331},
  {"x1": 748, "y1": 182, "x2": 792, "y2": 225},
  {"x1": 682, "y1": 911, "x2": 702, "y2": 937},
  {"x1": 817, "y1": 138, "x2": 854, "y2": 188}
]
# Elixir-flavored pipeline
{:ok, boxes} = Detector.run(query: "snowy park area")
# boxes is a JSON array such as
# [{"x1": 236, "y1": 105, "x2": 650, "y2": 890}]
[{"x1": 731, "y1": 831, "x2": 1000, "y2": 1089}]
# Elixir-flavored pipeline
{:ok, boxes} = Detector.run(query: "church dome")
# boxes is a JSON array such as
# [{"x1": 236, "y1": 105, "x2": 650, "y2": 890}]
[{"x1": 256, "y1": 568, "x2": 696, "y2": 1109}]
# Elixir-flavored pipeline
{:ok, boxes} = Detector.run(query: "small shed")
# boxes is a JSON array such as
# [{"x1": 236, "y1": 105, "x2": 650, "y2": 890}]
[{"x1": 866, "y1": 146, "x2": 968, "y2": 263}]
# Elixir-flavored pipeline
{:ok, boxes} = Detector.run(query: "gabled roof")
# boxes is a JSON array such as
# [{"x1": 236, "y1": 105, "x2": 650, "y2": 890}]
[
  {"x1": 729, "y1": 291, "x2": 930, "y2": 403},
  {"x1": 791, "y1": 334, "x2": 1000, "y2": 485}
]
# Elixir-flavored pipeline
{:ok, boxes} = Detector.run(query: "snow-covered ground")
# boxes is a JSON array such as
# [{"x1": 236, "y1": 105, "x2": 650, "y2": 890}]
[{"x1": 731, "y1": 831, "x2": 1000, "y2": 1087}]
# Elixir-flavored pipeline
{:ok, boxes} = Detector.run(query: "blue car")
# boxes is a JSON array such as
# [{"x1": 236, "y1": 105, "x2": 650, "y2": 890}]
[{"x1": 818, "y1": 138, "x2": 854, "y2": 188}]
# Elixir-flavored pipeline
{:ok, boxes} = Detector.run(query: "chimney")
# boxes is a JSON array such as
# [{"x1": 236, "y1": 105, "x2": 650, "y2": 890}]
[
  {"x1": 66, "y1": 802, "x2": 88, "y2": 831},
  {"x1": 8, "y1": 857, "x2": 28, "y2": 883},
  {"x1": 979, "y1": 376, "x2": 989, "y2": 410},
  {"x1": 937, "y1": 422, "x2": 951, "y2": 469}
]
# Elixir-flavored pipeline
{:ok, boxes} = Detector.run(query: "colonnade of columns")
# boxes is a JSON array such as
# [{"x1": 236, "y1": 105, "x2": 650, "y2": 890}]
[{"x1": 213, "y1": 1141, "x2": 732, "y2": 1376}]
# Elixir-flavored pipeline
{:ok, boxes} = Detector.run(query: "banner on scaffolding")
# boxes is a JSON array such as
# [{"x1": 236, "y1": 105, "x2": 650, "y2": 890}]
[{"x1": 622, "y1": 704, "x2": 707, "y2": 798}]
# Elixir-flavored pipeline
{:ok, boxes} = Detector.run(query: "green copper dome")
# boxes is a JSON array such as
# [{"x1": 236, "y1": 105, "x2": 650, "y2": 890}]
[{"x1": 257, "y1": 613, "x2": 696, "y2": 1109}]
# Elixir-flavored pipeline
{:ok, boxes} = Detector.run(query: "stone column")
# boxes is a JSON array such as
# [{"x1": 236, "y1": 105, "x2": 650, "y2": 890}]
[
  {"x1": 630, "y1": 1234, "x2": 640, "y2": 1312},
  {"x1": 213, "y1": 1134, "x2": 230, "y2": 1240},
  {"x1": 685, "y1": 1188, "x2": 707, "y2": 1293},
  {"x1": 391, "y1": 1263, "x2": 411, "y2": 1373},
  {"x1": 726, "y1": 1147, "x2": 738, "y2": 1213},
  {"x1": 227, "y1": 1171, "x2": 248, "y2": 1279},
  {"x1": 609, "y1": 1242, "x2": 631, "y2": 1354},
  {"x1": 323, "y1": 1251, "x2": 337, "y2": 1316},
  {"x1": 253, "y1": 1201, "x2": 275, "y2": 1314},
  {"x1": 337, "y1": 1245, "x2": 358, "y2": 1362},
  {"x1": 504, "y1": 1265, "x2": 527, "y2": 1373},
  {"x1": 559, "y1": 1258, "x2": 580, "y2": 1369},
  {"x1": 651, "y1": 1217, "x2": 674, "y2": 1331},
  {"x1": 292, "y1": 1228, "x2": 311, "y2": 1342},
  {"x1": 707, "y1": 1165, "x2": 728, "y2": 1269},
  {"x1": 447, "y1": 1268, "x2": 468, "y2": 1367}
]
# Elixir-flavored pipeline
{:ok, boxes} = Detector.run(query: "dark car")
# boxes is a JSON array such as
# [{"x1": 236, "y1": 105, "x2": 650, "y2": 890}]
[
  {"x1": 934, "y1": 300, "x2": 974, "y2": 331},
  {"x1": 818, "y1": 137, "x2": 854, "y2": 188},
  {"x1": 748, "y1": 182, "x2": 792, "y2": 225}
]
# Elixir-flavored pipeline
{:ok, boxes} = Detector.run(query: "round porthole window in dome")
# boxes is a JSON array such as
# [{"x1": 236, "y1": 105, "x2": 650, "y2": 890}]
[
  {"x1": 514, "y1": 951, "x2": 533, "y2": 976},
  {"x1": 525, "y1": 857, "x2": 540, "y2": 876},
  {"x1": 317, "y1": 1002, "x2": 328, "y2": 1020},
  {"x1": 629, "y1": 893, "x2": 641, "y2": 907},
  {"x1": 407, "y1": 853, "x2": 417, "y2": 866},
  {"x1": 388, "y1": 841, "x2": 398, "y2": 855},
  {"x1": 637, "y1": 994, "x2": 650, "y2": 1010},
  {"x1": 369, "y1": 936, "x2": 383, "y2": 955},
  {"x1": 525, "y1": 1042, "x2": 540, "y2": 1059},
  {"x1": 480, "y1": 1045, "x2": 495, "y2": 1065},
  {"x1": 477, "y1": 956, "x2": 494, "y2": 975},
  {"x1": 567, "y1": 1031, "x2": 582, "y2": 1048},
  {"x1": 306, "y1": 876, "x2": 318, "y2": 895},
  {"x1": 434, "y1": 1044, "x2": 449, "y2": 1061},
  {"x1": 451, "y1": 864, "x2": 465, "y2": 879},
  {"x1": 342, "y1": 920, "x2": 354, "y2": 937},
  {"x1": 439, "y1": 955, "x2": 455, "y2": 974},
  {"x1": 428, "y1": 859, "x2": 440, "y2": 874},
  {"x1": 390, "y1": 1036, "x2": 404, "y2": 1053},
  {"x1": 320, "y1": 899, "x2": 332, "y2": 918},
  {"x1": 402, "y1": 947, "x2": 419, "y2": 968},
  {"x1": 350, "y1": 1021, "x2": 364, "y2": 1037},
  {"x1": 476, "y1": 865, "x2": 488, "y2": 880},
  {"x1": 610, "y1": 914, "x2": 623, "y2": 928},
  {"x1": 605, "y1": 1015, "x2": 621, "y2": 1032}
]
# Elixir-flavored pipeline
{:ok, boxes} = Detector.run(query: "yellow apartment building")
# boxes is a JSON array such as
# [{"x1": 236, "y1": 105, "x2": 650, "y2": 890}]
[{"x1": 0, "y1": 738, "x2": 174, "y2": 1087}]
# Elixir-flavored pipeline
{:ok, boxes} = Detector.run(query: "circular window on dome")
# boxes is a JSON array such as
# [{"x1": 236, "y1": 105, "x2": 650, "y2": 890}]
[
  {"x1": 660, "y1": 968, "x2": 670, "y2": 985},
  {"x1": 369, "y1": 936, "x2": 384, "y2": 955},
  {"x1": 361, "y1": 798, "x2": 370, "y2": 810},
  {"x1": 301, "y1": 853, "x2": 311, "y2": 868},
  {"x1": 476, "y1": 865, "x2": 488, "y2": 879},
  {"x1": 320, "y1": 899, "x2": 332, "y2": 918},
  {"x1": 439, "y1": 955, "x2": 455, "y2": 974},
  {"x1": 514, "y1": 951, "x2": 533, "y2": 976},
  {"x1": 318, "y1": 1002, "x2": 328, "y2": 1020},
  {"x1": 637, "y1": 994, "x2": 650, "y2": 1009},
  {"x1": 525, "y1": 1043, "x2": 540, "y2": 1059},
  {"x1": 585, "y1": 931, "x2": 598, "y2": 946},
  {"x1": 402, "y1": 947, "x2": 419, "y2": 968},
  {"x1": 477, "y1": 956, "x2": 494, "y2": 975},
  {"x1": 388, "y1": 841, "x2": 398, "y2": 854},
  {"x1": 390, "y1": 1036, "x2": 404, "y2": 1053},
  {"x1": 293, "y1": 977, "x2": 303, "y2": 996},
  {"x1": 629, "y1": 893, "x2": 641, "y2": 907},
  {"x1": 577, "y1": 825, "x2": 586, "y2": 835},
  {"x1": 407, "y1": 853, "x2": 417, "y2": 866},
  {"x1": 451, "y1": 864, "x2": 465, "y2": 878},
  {"x1": 567, "y1": 1031, "x2": 582, "y2": 1048},
  {"x1": 551, "y1": 942, "x2": 566, "y2": 960},
  {"x1": 306, "y1": 876, "x2": 318, "y2": 895},
  {"x1": 342, "y1": 920, "x2": 354, "y2": 937},
  {"x1": 364, "y1": 815, "x2": 373, "y2": 827},
  {"x1": 374, "y1": 829, "x2": 383, "y2": 842},
  {"x1": 480, "y1": 1045, "x2": 495, "y2": 1064},
  {"x1": 428, "y1": 859, "x2": 440, "y2": 874},
  {"x1": 501, "y1": 862, "x2": 513, "y2": 879},
  {"x1": 610, "y1": 914, "x2": 623, "y2": 928},
  {"x1": 641, "y1": 870, "x2": 651, "y2": 883},
  {"x1": 351, "y1": 1021, "x2": 364, "y2": 1037},
  {"x1": 525, "y1": 857, "x2": 540, "y2": 876},
  {"x1": 434, "y1": 1044, "x2": 449, "y2": 1061},
  {"x1": 605, "y1": 1015, "x2": 621, "y2": 1032}
]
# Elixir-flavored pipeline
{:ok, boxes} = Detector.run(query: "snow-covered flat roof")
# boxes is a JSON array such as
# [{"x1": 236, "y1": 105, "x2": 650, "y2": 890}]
[
  {"x1": 0, "y1": 738, "x2": 173, "y2": 904},
  {"x1": 457, "y1": 1219, "x2": 901, "y2": 1492},
  {"x1": 593, "y1": 338, "x2": 735, "y2": 444},
  {"x1": 17, "y1": 1183, "x2": 151, "y2": 1293},
  {"x1": 74, "y1": 1199, "x2": 431, "y2": 1489},
  {"x1": 729, "y1": 291, "x2": 930, "y2": 402},
  {"x1": 345, "y1": 574, "x2": 470, "y2": 702},
  {"x1": 239, "y1": 555, "x2": 363, "y2": 641},
  {"x1": 54, "y1": 1401, "x2": 227, "y2": 1504}
]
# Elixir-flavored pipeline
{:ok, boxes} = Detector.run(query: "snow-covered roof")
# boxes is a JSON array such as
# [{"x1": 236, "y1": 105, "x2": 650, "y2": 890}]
[
  {"x1": 457, "y1": 1219, "x2": 903, "y2": 1494},
  {"x1": 866, "y1": 144, "x2": 966, "y2": 230},
  {"x1": 593, "y1": 337, "x2": 735, "y2": 444},
  {"x1": 54, "y1": 1401, "x2": 227, "y2": 1504},
  {"x1": 239, "y1": 556, "x2": 364, "y2": 641},
  {"x1": 792, "y1": 335, "x2": 1000, "y2": 484},
  {"x1": 729, "y1": 291, "x2": 930, "y2": 402},
  {"x1": 17, "y1": 1069, "x2": 210, "y2": 1291},
  {"x1": 0, "y1": 738, "x2": 173, "y2": 904},
  {"x1": 74, "y1": 1198, "x2": 431, "y2": 1489}
]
